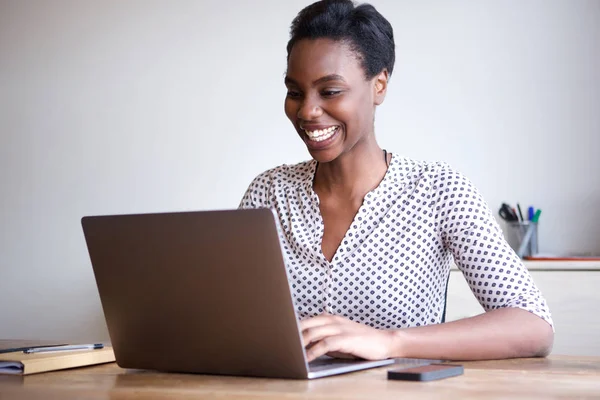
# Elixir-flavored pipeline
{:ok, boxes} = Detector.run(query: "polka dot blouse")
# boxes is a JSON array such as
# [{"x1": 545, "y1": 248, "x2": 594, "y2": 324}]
[{"x1": 239, "y1": 154, "x2": 553, "y2": 330}]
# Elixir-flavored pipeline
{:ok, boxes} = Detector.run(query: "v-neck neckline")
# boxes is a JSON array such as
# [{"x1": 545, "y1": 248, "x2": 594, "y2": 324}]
[{"x1": 307, "y1": 153, "x2": 397, "y2": 265}]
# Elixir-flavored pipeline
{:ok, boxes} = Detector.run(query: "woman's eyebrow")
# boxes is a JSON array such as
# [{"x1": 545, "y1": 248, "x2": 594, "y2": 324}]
[
  {"x1": 284, "y1": 76, "x2": 297, "y2": 86},
  {"x1": 313, "y1": 74, "x2": 346, "y2": 85},
  {"x1": 284, "y1": 74, "x2": 346, "y2": 86}
]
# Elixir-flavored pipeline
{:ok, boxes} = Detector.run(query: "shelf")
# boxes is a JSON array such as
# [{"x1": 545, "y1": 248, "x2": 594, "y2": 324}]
[{"x1": 450, "y1": 260, "x2": 600, "y2": 272}]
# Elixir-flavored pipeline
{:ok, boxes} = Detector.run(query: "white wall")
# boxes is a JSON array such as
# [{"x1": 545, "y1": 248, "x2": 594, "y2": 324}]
[{"x1": 1, "y1": 0, "x2": 598, "y2": 342}]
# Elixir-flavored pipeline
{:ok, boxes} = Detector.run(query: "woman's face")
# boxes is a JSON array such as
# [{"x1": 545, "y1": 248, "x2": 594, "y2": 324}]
[{"x1": 285, "y1": 38, "x2": 387, "y2": 163}]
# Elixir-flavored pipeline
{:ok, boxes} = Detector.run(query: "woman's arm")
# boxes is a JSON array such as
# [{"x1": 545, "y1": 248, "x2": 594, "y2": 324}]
[
  {"x1": 300, "y1": 307, "x2": 553, "y2": 362},
  {"x1": 391, "y1": 307, "x2": 553, "y2": 360},
  {"x1": 430, "y1": 165, "x2": 554, "y2": 356}
]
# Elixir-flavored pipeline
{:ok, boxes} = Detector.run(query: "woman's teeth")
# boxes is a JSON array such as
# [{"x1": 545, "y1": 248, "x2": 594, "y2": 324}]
[{"x1": 304, "y1": 126, "x2": 338, "y2": 142}]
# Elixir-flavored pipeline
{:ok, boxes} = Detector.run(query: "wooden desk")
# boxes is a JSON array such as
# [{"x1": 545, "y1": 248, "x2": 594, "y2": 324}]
[{"x1": 1, "y1": 356, "x2": 599, "y2": 399}]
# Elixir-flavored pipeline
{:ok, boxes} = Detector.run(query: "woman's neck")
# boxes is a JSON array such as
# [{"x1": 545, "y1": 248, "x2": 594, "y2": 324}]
[{"x1": 313, "y1": 142, "x2": 389, "y2": 201}]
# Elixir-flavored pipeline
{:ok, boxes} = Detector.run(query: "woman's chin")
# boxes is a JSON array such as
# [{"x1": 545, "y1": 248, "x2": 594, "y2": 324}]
[{"x1": 303, "y1": 130, "x2": 342, "y2": 161}]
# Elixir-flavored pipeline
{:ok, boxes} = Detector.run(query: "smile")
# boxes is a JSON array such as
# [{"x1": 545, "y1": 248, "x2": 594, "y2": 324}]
[{"x1": 304, "y1": 126, "x2": 339, "y2": 142}]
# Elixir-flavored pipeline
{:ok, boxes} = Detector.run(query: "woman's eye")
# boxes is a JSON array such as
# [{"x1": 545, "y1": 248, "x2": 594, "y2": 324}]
[
  {"x1": 322, "y1": 90, "x2": 341, "y2": 97},
  {"x1": 286, "y1": 90, "x2": 301, "y2": 98}
]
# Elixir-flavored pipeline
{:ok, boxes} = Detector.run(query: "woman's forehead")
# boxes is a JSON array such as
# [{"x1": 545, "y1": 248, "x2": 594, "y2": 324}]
[{"x1": 286, "y1": 38, "x2": 364, "y2": 83}]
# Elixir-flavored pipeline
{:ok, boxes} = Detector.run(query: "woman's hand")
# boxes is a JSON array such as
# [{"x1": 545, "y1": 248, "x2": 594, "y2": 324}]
[{"x1": 299, "y1": 314, "x2": 395, "y2": 362}]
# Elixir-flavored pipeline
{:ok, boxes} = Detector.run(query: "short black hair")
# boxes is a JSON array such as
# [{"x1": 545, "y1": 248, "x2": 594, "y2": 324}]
[{"x1": 286, "y1": 0, "x2": 395, "y2": 80}]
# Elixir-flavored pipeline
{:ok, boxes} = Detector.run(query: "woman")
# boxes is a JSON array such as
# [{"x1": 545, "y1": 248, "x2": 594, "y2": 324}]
[{"x1": 240, "y1": 0, "x2": 553, "y2": 362}]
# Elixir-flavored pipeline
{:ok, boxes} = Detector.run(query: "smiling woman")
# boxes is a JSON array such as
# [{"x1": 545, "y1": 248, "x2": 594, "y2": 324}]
[{"x1": 240, "y1": 0, "x2": 554, "y2": 362}]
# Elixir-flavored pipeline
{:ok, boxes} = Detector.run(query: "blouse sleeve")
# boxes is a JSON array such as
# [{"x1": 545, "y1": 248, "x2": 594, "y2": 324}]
[
  {"x1": 432, "y1": 164, "x2": 554, "y2": 329},
  {"x1": 238, "y1": 171, "x2": 272, "y2": 210}
]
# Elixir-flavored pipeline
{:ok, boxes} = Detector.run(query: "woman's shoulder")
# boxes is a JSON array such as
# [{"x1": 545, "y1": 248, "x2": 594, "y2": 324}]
[
  {"x1": 392, "y1": 156, "x2": 464, "y2": 183},
  {"x1": 394, "y1": 157, "x2": 486, "y2": 212},
  {"x1": 248, "y1": 159, "x2": 316, "y2": 188},
  {"x1": 240, "y1": 160, "x2": 316, "y2": 209}
]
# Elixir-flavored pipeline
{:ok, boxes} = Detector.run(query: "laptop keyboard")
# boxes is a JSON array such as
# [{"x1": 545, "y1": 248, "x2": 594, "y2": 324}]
[
  {"x1": 308, "y1": 357, "x2": 441, "y2": 373},
  {"x1": 308, "y1": 357, "x2": 365, "y2": 372}
]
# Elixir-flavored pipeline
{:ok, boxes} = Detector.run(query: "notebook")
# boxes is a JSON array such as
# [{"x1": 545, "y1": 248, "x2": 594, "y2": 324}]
[{"x1": 0, "y1": 347, "x2": 115, "y2": 375}]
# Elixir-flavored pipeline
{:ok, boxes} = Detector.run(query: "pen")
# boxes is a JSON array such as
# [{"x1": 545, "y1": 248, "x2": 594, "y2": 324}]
[
  {"x1": 528, "y1": 206, "x2": 535, "y2": 221},
  {"x1": 517, "y1": 203, "x2": 524, "y2": 222},
  {"x1": 532, "y1": 209, "x2": 542, "y2": 223},
  {"x1": 23, "y1": 343, "x2": 104, "y2": 354}
]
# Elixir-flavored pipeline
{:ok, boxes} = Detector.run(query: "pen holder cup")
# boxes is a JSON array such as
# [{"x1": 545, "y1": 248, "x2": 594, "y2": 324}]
[{"x1": 505, "y1": 221, "x2": 538, "y2": 258}]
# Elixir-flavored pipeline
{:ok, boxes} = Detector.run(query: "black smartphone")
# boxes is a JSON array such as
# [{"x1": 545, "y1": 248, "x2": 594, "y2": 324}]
[{"x1": 387, "y1": 363, "x2": 464, "y2": 382}]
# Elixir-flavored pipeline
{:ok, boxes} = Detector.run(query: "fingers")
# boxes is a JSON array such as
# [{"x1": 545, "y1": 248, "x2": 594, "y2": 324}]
[
  {"x1": 300, "y1": 314, "x2": 367, "y2": 362},
  {"x1": 299, "y1": 313, "x2": 341, "y2": 331},
  {"x1": 302, "y1": 324, "x2": 342, "y2": 347},
  {"x1": 305, "y1": 335, "x2": 348, "y2": 362}
]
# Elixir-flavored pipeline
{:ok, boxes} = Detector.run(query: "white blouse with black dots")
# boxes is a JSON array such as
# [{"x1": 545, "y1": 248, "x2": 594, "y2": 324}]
[{"x1": 239, "y1": 155, "x2": 553, "y2": 330}]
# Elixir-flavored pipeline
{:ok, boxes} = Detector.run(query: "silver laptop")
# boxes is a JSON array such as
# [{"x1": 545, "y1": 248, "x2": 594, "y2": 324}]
[{"x1": 82, "y1": 208, "x2": 431, "y2": 379}]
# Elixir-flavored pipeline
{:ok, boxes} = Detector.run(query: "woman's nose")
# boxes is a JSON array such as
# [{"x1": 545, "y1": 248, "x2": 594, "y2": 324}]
[{"x1": 297, "y1": 97, "x2": 323, "y2": 121}]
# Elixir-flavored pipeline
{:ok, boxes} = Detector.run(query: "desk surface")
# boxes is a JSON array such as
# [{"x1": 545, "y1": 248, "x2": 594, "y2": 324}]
[{"x1": 1, "y1": 356, "x2": 599, "y2": 400}]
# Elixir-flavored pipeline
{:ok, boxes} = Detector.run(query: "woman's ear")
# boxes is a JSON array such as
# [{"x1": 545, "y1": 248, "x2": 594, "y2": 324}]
[{"x1": 374, "y1": 69, "x2": 389, "y2": 106}]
